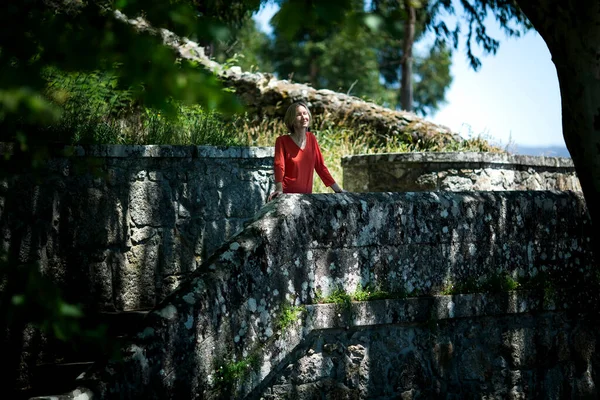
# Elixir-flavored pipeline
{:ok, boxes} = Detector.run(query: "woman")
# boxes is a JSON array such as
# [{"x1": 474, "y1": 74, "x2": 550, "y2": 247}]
[{"x1": 268, "y1": 101, "x2": 345, "y2": 201}]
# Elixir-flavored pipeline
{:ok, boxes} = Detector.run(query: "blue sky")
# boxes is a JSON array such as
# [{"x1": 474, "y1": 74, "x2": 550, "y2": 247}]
[{"x1": 253, "y1": 3, "x2": 565, "y2": 152}]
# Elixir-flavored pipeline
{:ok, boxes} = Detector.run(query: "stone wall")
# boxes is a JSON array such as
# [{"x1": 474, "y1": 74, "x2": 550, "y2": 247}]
[
  {"x1": 0, "y1": 144, "x2": 274, "y2": 311},
  {"x1": 342, "y1": 151, "x2": 581, "y2": 192},
  {"x1": 260, "y1": 296, "x2": 595, "y2": 399},
  {"x1": 66, "y1": 191, "x2": 597, "y2": 399}
]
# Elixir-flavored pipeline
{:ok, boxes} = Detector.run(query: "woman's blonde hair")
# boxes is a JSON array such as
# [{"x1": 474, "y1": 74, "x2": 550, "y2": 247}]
[{"x1": 283, "y1": 101, "x2": 312, "y2": 133}]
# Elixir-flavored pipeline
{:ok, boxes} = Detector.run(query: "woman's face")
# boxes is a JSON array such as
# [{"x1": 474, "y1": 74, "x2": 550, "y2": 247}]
[{"x1": 293, "y1": 105, "x2": 310, "y2": 131}]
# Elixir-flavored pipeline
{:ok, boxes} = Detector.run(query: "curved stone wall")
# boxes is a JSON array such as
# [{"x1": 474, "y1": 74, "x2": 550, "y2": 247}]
[
  {"x1": 67, "y1": 191, "x2": 597, "y2": 399},
  {"x1": 341, "y1": 152, "x2": 581, "y2": 192}
]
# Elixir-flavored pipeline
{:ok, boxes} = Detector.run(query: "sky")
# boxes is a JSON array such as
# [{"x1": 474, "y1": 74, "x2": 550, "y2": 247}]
[{"x1": 253, "y1": 2, "x2": 566, "y2": 154}]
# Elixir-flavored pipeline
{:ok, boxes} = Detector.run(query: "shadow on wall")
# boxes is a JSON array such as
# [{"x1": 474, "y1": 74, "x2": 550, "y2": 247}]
[{"x1": 0, "y1": 144, "x2": 274, "y2": 396}]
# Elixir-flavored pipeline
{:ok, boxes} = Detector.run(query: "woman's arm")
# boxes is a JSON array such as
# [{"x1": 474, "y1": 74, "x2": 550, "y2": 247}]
[
  {"x1": 269, "y1": 137, "x2": 285, "y2": 201},
  {"x1": 312, "y1": 133, "x2": 337, "y2": 188}
]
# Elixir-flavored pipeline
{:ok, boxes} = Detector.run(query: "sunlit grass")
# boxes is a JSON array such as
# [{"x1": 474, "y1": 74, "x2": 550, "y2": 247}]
[{"x1": 38, "y1": 92, "x2": 501, "y2": 191}]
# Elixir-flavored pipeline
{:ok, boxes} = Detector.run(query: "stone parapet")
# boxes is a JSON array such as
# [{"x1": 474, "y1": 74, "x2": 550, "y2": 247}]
[
  {"x1": 342, "y1": 151, "x2": 581, "y2": 192},
  {"x1": 67, "y1": 191, "x2": 596, "y2": 399}
]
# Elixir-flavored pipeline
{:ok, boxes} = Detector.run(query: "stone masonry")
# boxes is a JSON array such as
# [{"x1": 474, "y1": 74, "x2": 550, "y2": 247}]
[
  {"x1": 62, "y1": 191, "x2": 596, "y2": 399},
  {"x1": 0, "y1": 144, "x2": 274, "y2": 394},
  {"x1": 0, "y1": 144, "x2": 274, "y2": 312},
  {"x1": 342, "y1": 151, "x2": 581, "y2": 192}
]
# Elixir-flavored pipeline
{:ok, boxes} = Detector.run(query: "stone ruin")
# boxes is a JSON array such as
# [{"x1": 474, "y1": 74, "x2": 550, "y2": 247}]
[
  {"x1": 56, "y1": 191, "x2": 598, "y2": 399},
  {"x1": 343, "y1": 151, "x2": 581, "y2": 192}
]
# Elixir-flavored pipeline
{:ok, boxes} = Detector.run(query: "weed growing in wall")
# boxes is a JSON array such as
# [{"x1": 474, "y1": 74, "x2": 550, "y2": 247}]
[
  {"x1": 277, "y1": 304, "x2": 306, "y2": 331},
  {"x1": 353, "y1": 283, "x2": 390, "y2": 301},
  {"x1": 214, "y1": 354, "x2": 259, "y2": 390},
  {"x1": 441, "y1": 272, "x2": 521, "y2": 295},
  {"x1": 317, "y1": 287, "x2": 353, "y2": 310},
  {"x1": 315, "y1": 284, "x2": 402, "y2": 305}
]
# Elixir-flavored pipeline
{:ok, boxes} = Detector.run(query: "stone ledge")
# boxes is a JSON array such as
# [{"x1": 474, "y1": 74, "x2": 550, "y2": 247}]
[
  {"x1": 0, "y1": 143, "x2": 274, "y2": 159},
  {"x1": 341, "y1": 151, "x2": 575, "y2": 168},
  {"x1": 197, "y1": 145, "x2": 274, "y2": 159},
  {"x1": 305, "y1": 290, "x2": 563, "y2": 331}
]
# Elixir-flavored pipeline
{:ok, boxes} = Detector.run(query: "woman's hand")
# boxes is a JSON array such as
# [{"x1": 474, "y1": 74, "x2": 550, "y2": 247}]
[
  {"x1": 268, "y1": 182, "x2": 284, "y2": 202},
  {"x1": 330, "y1": 183, "x2": 346, "y2": 193},
  {"x1": 268, "y1": 190, "x2": 283, "y2": 202}
]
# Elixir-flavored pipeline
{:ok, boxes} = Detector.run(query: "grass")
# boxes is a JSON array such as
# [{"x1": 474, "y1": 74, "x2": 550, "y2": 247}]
[
  {"x1": 315, "y1": 284, "x2": 395, "y2": 306},
  {"x1": 277, "y1": 304, "x2": 306, "y2": 331},
  {"x1": 353, "y1": 283, "x2": 390, "y2": 301},
  {"x1": 214, "y1": 354, "x2": 259, "y2": 388},
  {"x1": 441, "y1": 272, "x2": 522, "y2": 295},
  {"x1": 14, "y1": 69, "x2": 503, "y2": 191}
]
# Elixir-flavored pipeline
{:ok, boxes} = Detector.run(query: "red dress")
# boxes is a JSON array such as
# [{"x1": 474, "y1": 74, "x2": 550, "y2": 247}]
[{"x1": 274, "y1": 132, "x2": 335, "y2": 193}]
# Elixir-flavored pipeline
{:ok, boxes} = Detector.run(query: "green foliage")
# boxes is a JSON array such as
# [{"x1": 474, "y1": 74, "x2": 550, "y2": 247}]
[
  {"x1": 316, "y1": 284, "x2": 397, "y2": 305},
  {"x1": 413, "y1": 42, "x2": 453, "y2": 116},
  {"x1": 353, "y1": 283, "x2": 390, "y2": 301},
  {"x1": 260, "y1": 0, "x2": 454, "y2": 115},
  {"x1": 317, "y1": 287, "x2": 353, "y2": 309},
  {"x1": 214, "y1": 354, "x2": 259, "y2": 388},
  {"x1": 441, "y1": 272, "x2": 521, "y2": 295},
  {"x1": 269, "y1": 2, "x2": 385, "y2": 99},
  {"x1": 192, "y1": 0, "x2": 262, "y2": 27},
  {"x1": 278, "y1": 304, "x2": 306, "y2": 331},
  {"x1": 425, "y1": 0, "x2": 532, "y2": 70},
  {"x1": 272, "y1": 0, "x2": 358, "y2": 42},
  {"x1": 211, "y1": 18, "x2": 275, "y2": 74},
  {"x1": 10, "y1": 68, "x2": 249, "y2": 146},
  {"x1": 0, "y1": 0, "x2": 243, "y2": 149}
]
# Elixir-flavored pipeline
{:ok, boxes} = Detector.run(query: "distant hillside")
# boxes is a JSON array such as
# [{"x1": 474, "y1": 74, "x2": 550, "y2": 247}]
[{"x1": 511, "y1": 145, "x2": 571, "y2": 158}]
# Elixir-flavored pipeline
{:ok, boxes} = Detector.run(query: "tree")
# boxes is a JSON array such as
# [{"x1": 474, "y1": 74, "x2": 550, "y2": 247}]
[
  {"x1": 413, "y1": 41, "x2": 453, "y2": 116},
  {"x1": 269, "y1": 0, "x2": 362, "y2": 89},
  {"x1": 511, "y1": 1, "x2": 600, "y2": 250},
  {"x1": 373, "y1": 0, "x2": 445, "y2": 112},
  {"x1": 211, "y1": 17, "x2": 275, "y2": 74},
  {"x1": 269, "y1": 5, "x2": 385, "y2": 100},
  {"x1": 373, "y1": 0, "x2": 417, "y2": 111},
  {"x1": 421, "y1": 0, "x2": 600, "y2": 256},
  {"x1": 267, "y1": 0, "x2": 452, "y2": 114}
]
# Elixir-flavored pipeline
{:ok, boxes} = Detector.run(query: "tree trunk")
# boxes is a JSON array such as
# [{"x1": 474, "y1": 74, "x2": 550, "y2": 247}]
[
  {"x1": 518, "y1": 0, "x2": 600, "y2": 255},
  {"x1": 400, "y1": 0, "x2": 416, "y2": 111}
]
